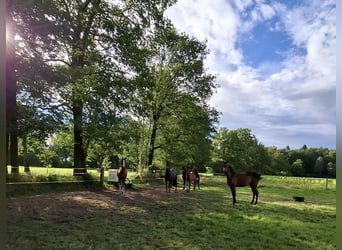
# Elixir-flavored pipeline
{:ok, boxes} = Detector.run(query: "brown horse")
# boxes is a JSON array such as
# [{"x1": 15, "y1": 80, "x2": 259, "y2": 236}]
[
  {"x1": 183, "y1": 167, "x2": 200, "y2": 192},
  {"x1": 117, "y1": 158, "x2": 127, "y2": 194},
  {"x1": 222, "y1": 161, "x2": 261, "y2": 205},
  {"x1": 186, "y1": 170, "x2": 200, "y2": 192}
]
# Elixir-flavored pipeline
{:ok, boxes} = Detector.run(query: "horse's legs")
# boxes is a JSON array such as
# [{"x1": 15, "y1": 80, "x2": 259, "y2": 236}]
[
  {"x1": 119, "y1": 179, "x2": 123, "y2": 194},
  {"x1": 121, "y1": 180, "x2": 125, "y2": 194},
  {"x1": 229, "y1": 186, "x2": 236, "y2": 205},
  {"x1": 251, "y1": 187, "x2": 259, "y2": 204},
  {"x1": 254, "y1": 188, "x2": 259, "y2": 204}
]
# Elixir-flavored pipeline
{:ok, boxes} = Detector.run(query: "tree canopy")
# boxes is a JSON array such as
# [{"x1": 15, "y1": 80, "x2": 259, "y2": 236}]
[{"x1": 6, "y1": 0, "x2": 219, "y2": 174}]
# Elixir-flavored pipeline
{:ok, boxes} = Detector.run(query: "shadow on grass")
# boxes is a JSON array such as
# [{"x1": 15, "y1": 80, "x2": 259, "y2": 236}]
[{"x1": 6, "y1": 178, "x2": 336, "y2": 250}]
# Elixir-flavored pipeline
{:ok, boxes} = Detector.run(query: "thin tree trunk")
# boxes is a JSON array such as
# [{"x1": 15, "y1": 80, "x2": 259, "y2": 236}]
[
  {"x1": 6, "y1": 14, "x2": 18, "y2": 174},
  {"x1": 23, "y1": 135, "x2": 30, "y2": 173},
  {"x1": 147, "y1": 123, "x2": 157, "y2": 167},
  {"x1": 73, "y1": 98, "x2": 85, "y2": 169},
  {"x1": 147, "y1": 111, "x2": 161, "y2": 166}
]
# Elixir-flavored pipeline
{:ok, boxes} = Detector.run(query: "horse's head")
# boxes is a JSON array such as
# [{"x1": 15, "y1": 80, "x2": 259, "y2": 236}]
[
  {"x1": 222, "y1": 161, "x2": 233, "y2": 177},
  {"x1": 121, "y1": 158, "x2": 126, "y2": 168},
  {"x1": 222, "y1": 161, "x2": 228, "y2": 174}
]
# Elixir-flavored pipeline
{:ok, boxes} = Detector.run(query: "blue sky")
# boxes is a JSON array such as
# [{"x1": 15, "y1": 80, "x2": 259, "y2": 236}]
[{"x1": 166, "y1": 0, "x2": 336, "y2": 149}]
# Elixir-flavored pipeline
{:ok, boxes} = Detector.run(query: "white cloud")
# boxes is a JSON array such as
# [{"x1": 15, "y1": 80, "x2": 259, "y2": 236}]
[{"x1": 166, "y1": 0, "x2": 336, "y2": 148}]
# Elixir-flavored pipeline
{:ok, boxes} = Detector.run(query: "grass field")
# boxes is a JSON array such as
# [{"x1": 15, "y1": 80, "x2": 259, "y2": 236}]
[{"x1": 6, "y1": 172, "x2": 336, "y2": 250}]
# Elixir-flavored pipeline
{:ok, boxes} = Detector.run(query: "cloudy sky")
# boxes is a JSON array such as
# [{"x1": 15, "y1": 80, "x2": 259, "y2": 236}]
[{"x1": 166, "y1": 0, "x2": 336, "y2": 149}]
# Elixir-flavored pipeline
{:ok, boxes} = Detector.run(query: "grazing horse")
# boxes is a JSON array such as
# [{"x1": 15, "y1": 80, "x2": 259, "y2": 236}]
[
  {"x1": 117, "y1": 158, "x2": 127, "y2": 194},
  {"x1": 186, "y1": 169, "x2": 200, "y2": 192},
  {"x1": 222, "y1": 161, "x2": 261, "y2": 205},
  {"x1": 165, "y1": 161, "x2": 177, "y2": 192}
]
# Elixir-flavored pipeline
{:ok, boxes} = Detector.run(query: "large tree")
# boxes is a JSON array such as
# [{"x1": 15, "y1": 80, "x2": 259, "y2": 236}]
[
  {"x1": 8, "y1": 0, "x2": 218, "y2": 173},
  {"x1": 8, "y1": 0, "x2": 137, "y2": 169},
  {"x1": 6, "y1": 0, "x2": 62, "y2": 173},
  {"x1": 118, "y1": 20, "x2": 218, "y2": 168}
]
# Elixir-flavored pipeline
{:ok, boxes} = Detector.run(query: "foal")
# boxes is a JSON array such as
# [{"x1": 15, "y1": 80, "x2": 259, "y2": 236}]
[
  {"x1": 185, "y1": 168, "x2": 200, "y2": 192},
  {"x1": 117, "y1": 158, "x2": 127, "y2": 194},
  {"x1": 222, "y1": 161, "x2": 261, "y2": 205}
]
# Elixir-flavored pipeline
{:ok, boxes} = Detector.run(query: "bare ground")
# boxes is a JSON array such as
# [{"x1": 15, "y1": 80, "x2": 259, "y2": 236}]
[{"x1": 6, "y1": 185, "x2": 196, "y2": 222}]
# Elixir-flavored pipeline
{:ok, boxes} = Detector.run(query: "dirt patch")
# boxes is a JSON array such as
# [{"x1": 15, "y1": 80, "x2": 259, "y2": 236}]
[{"x1": 6, "y1": 185, "x2": 189, "y2": 220}]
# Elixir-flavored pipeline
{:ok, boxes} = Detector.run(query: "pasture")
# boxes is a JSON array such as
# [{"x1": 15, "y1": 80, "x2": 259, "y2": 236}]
[{"x1": 6, "y1": 173, "x2": 336, "y2": 250}]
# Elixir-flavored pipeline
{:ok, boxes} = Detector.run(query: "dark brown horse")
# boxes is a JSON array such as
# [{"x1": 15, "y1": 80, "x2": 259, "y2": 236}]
[
  {"x1": 165, "y1": 161, "x2": 177, "y2": 192},
  {"x1": 222, "y1": 161, "x2": 261, "y2": 205},
  {"x1": 117, "y1": 158, "x2": 127, "y2": 194}
]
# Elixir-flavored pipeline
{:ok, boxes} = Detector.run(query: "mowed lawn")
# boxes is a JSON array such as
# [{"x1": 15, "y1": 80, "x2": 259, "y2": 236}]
[{"x1": 6, "y1": 173, "x2": 336, "y2": 250}]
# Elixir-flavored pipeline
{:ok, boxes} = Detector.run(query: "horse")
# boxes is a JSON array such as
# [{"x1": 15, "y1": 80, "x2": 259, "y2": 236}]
[
  {"x1": 185, "y1": 168, "x2": 200, "y2": 192},
  {"x1": 165, "y1": 161, "x2": 177, "y2": 192},
  {"x1": 117, "y1": 158, "x2": 127, "y2": 194},
  {"x1": 222, "y1": 161, "x2": 261, "y2": 205}
]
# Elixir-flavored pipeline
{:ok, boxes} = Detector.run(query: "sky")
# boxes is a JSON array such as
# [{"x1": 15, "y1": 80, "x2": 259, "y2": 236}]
[{"x1": 165, "y1": 0, "x2": 336, "y2": 149}]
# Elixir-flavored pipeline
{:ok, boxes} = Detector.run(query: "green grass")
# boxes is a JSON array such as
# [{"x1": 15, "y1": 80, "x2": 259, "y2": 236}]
[{"x1": 6, "y1": 174, "x2": 336, "y2": 250}]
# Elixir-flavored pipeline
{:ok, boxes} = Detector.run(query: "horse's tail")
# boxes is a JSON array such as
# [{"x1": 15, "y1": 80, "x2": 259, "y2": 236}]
[{"x1": 248, "y1": 171, "x2": 262, "y2": 180}]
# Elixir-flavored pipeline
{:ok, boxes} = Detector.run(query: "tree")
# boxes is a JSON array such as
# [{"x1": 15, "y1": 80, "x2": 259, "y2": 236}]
[
  {"x1": 7, "y1": 0, "x2": 68, "y2": 173},
  {"x1": 161, "y1": 96, "x2": 218, "y2": 170},
  {"x1": 9, "y1": 0, "x2": 218, "y2": 174},
  {"x1": 267, "y1": 147, "x2": 290, "y2": 175},
  {"x1": 290, "y1": 159, "x2": 304, "y2": 176},
  {"x1": 9, "y1": 0, "x2": 140, "y2": 170},
  {"x1": 111, "y1": 8, "x2": 217, "y2": 169},
  {"x1": 6, "y1": 1, "x2": 19, "y2": 173},
  {"x1": 314, "y1": 156, "x2": 324, "y2": 177},
  {"x1": 211, "y1": 128, "x2": 269, "y2": 173}
]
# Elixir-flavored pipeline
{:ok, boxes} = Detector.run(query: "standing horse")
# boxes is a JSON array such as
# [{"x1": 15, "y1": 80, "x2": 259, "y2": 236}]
[
  {"x1": 165, "y1": 161, "x2": 177, "y2": 192},
  {"x1": 185, "y1": 168, "x2": 200, "y2": 192},
  {"x1": 222, "y1": 161, "x2": 261, "y2": 205},
  {"x1": 117, "y1": 158, "x2": 127, "y2": 194}
]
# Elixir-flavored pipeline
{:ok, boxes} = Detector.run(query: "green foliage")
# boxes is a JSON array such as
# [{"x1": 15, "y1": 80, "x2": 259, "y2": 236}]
[
  {"x1": 211, "y1": 128, "x2": 269, "y2": 173},
  {"x1": 278, "y1": 147, "x2": 336, "y2": 178},
  {"x1": 267, "y1": 147, "x2": 290, "y2": 175}
]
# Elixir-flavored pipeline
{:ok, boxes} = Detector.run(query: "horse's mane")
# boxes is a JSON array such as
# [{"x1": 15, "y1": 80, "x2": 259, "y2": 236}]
[{"x1": 227, "y1": 164, "x2": 236, "y2": 174}]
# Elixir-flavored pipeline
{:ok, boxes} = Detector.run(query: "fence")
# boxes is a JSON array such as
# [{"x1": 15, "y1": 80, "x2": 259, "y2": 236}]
[{"x1": 6, "y1": 166, "x2": 107, "y2": 196}]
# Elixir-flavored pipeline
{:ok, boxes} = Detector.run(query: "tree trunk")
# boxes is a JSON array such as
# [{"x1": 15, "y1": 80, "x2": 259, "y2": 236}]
[
  {"x1": 147, "y1": 112, "x2": 160, "y2": 166},
  {"x1": 23, "y1": 135, "x2": 30, "y2": 173},
  {"x1": 147, "y1": 126, "x2": 157, "y2": 167},
  {"x1": 6, "y1": 15, "x2": 18, "y2": 174},
  {"x1": 71, "y1": 47, "x2": 86, "y2": 170},
  {"x1": 73, "y1": 98, "x2": 85, "y2": 169}
]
